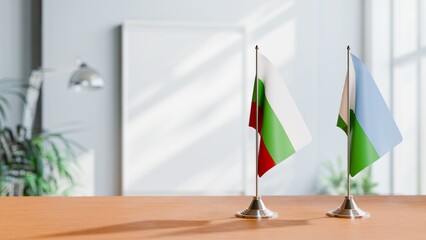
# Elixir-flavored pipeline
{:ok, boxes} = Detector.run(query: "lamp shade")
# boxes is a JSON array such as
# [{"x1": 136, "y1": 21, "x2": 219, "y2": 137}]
[{"x1": 69, "y1": 63, "x2": 104, "y2": 90}]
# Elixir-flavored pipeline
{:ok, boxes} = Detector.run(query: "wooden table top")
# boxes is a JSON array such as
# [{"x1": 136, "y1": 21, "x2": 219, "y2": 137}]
[{"x1": 1, "y1": 195, "x2": 425, "y2": 239}]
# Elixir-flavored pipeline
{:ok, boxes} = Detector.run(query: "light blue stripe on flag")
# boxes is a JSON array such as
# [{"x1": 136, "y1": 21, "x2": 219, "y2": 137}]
[{"x1": 351, "y1": 54, "x2": 402, "y2": 157}]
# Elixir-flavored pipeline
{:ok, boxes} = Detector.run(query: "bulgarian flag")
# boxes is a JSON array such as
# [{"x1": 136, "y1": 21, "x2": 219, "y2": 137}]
[
  {"x1": 249, "y1": 54, "x2": 311, "y2": 177},
  {"x1": 338, "y1": 53, "x2": 402, "y2": 177}
]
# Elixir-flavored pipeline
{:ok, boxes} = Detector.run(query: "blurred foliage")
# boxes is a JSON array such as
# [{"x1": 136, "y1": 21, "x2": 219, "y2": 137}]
[
  {"x1": 0, "y1": 78, "x2": 81, "y2": 196},
  {"x1": 318, "y1": 156, "x2": 378, "y2": 195},
  {"x1": 0, "y1": 79, "x2": 29, "y2": 126}
]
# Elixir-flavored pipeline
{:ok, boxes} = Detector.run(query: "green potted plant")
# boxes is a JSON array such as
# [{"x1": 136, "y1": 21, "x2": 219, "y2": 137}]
[
  {"x1": 318, "y1": 156, "x2": 378, "y2": 195},
  {"x1": 0, "y1": 79, "x2": 80, "y2": 196}
]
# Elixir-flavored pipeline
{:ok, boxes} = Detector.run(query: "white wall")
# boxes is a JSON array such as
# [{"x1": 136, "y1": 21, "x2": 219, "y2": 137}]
[
  {"x1": 42, "y1": 0, "x2": 363, "y2": 195},
  {"x1": 364, "y1": 0, "x2": 393, "y2": 194},
  {"x1": 315, "y1": 0, "x2": 364, "y2": 191},
  {"x1": 0, "y1": 0, "x2": 31, "y2": 127},
  {"x1": 365, "y1": 0, "x2": 426, "y2": 195}
]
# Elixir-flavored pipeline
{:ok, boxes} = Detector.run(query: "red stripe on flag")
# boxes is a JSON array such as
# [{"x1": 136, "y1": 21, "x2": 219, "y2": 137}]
[
  {"x1": 250, "y1": 102, "x2": 275, "y2": 176},
  {"x1": 258, "y1": 139, "x2": 276, "y2": 177},
  {"x1": 249, "y1": 102, "x2": 263, "y2": 134}
]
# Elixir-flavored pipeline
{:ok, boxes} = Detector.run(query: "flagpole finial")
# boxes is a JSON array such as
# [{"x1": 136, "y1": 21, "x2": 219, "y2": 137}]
[
  {"x1": 255, "y1": 45, "x2": 259, "y2": 50},
  {"x1": 347, "y1": 45, "x2": 351, "y2": 51}
]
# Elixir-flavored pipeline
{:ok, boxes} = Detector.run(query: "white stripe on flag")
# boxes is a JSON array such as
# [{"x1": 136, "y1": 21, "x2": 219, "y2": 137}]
[
  {"x1": 258, "y1": 54, "x2": 312, "y2": 151},
  {"x1": 338, "y1": 55, "x2": 356, "y2": 125}
]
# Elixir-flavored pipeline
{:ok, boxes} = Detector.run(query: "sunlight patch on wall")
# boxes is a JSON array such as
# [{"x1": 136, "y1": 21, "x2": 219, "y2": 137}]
[
  {"x1": 240, "y1": 0, "x2": 294, "y2": 32},
  {"x1": 393, "y1": 0, "x2": 417, "y2": 58},
  {"x1": 72, "y1": 149, "x2": 95, "y2": 196},
  {"x1": 172, "y1": 31, "x2": 243, "y2": 79},
  {"x1": 257, "y1": 19, "x2": 295, "y2": 68},
  {"x1": 393, "y1": 61, "x2": 418, "y2": 194}
]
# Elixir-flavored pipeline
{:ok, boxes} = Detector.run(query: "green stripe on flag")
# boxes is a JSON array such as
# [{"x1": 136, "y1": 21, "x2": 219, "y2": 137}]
[
  {"x1": 337, "y1": 115, "x2": 348, "y2": 134},
  {"x1": 350, "y1": 110, "x2": 380, "y2": 176},
  {"x1": 262, "y1": 98, "x2": 296, "y2": 163},
  {"x1": 254, "y1": 79, "x2": 296, "y2": 164},
  {"x1": 251, "y1": 78, "x2": 265, "y2": 104}
]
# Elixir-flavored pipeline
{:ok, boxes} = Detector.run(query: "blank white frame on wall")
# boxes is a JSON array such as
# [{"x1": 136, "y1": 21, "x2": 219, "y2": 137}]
[{"x1": 121, "y1": 21, "x2": 248, "y2": 195}]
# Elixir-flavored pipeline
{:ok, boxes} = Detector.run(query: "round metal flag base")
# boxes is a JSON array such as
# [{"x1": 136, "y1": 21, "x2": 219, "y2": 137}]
[
  {"x1": 327, "y1": 195, "x2": 370, "y2": 219},
  {"x1": 236, "y1": 196, "x2": 278, "y2": 219}
]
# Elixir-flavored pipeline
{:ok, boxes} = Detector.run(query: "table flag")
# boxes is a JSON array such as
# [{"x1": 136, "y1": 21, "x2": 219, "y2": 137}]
[
  {"x1": 249, "y1": 54, "x2": 311, "y2": 177},
  {"x1": 337, "y1": 53, "x2": 402, "y2": 177}
]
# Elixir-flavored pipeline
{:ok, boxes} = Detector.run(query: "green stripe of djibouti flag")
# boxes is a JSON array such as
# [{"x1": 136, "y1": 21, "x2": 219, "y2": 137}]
[{"x1": 349, "y1": 110, "x2": 380, "y2": 175}]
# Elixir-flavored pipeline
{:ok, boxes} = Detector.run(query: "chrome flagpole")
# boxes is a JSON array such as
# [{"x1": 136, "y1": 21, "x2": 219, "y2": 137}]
[
  {"x1": 327, "y1": 46, "x2": 369, "y2": 219},
  {"x1": 236, "y1": 45, "x2": 277, "y2": 219},
  {"x1": 256, "y1": 44, "x2": 259, "y2": 199}
]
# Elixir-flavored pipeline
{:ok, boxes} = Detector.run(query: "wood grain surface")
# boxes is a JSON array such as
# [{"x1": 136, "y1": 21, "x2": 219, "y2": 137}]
[{"x1": 0, "y1": 196, "x2": 425, "y2": 239}]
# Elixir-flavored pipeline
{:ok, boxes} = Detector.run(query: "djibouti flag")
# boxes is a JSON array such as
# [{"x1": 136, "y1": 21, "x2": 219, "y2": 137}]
[
  {"x1": 249, "y1": 54, "x2": 311, "y2": 177},
  {"x1": 338, "y1": 53, "x2": 402, "y2": 177}
]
